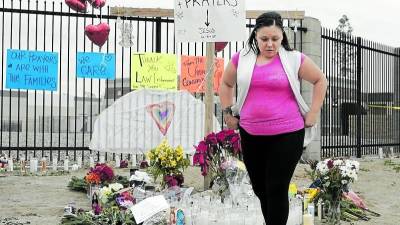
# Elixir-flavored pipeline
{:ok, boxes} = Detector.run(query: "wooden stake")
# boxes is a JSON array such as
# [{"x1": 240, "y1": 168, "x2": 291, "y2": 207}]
[{"x1": 204, "y1": 42, "x2": 215, "y2": 190}]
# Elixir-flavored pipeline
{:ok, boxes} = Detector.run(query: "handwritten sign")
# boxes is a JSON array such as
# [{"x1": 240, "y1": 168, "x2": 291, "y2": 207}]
[
  {"x1": 76, "y1": 52, "x2": 115, "y2": 79},
  {"x1": 180, "y1": 55, "x2": 224, "y2": 93},
  {"x1": 174, "y1": 0, "x2": 246, "y2": 42},
  {"x1": 6, "y1": 49, "x2": 58, "y2": 91},
  {"x1": 131, "y1": 53, "x2": 177, "y2": 90}
]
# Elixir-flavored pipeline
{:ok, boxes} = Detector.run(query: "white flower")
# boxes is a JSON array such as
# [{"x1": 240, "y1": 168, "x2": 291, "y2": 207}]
[
  {"x1": 316, "y1": 162, "x2": 329, "y2": 175},
  {"x1": 341, "y1": 180, "x2": 348, "y2": 185},
  {"x1": 109, "y1": 183, "x2": 123, "y2": 192},
  {"x1": 129, "y1": 171, "x2": 151, "y2": 183},
  {"x1": 333, "y1": 159, "x2": 343, "y2": 166},
  {"x1": 99, "y1": 186, "x2": 112, "y2": 199}
]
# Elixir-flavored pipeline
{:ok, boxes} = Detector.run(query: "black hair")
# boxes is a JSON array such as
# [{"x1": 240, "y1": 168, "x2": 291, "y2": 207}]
[{"x1": 246, "y1": 11, "x2": 292, "y2": 55}]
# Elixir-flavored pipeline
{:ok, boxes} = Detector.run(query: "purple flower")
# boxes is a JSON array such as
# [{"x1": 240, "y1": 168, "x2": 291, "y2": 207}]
[
  {"x1": 92, "y1": 203, "x2": 101, "y2": 215},
  {"x1": 120, "y1": 160, "x2": 128, "y2": 168},
  {"x1": 140, "y1": 160, "x2": 149, "y2": 169},
  {"x1": 327, "y1": 160, "x2": 334, "y2": 169},
  {"x1": 116, "y1": 196, "x2": 125, "y2": 206},
  {"x1": 95, "y1": 163, "x2": 115, "y2": 182}
]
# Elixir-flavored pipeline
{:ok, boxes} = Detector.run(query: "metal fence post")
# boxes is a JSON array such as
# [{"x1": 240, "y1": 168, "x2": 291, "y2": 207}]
[
  {"x1": 155, "y1": 17, "x2": 162, "y2": 53},
  {"x1": 356, "y1": 37, "x2": 362, "y2": 158}
]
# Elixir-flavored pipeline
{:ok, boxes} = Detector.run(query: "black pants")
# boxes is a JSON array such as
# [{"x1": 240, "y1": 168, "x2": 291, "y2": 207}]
[{"x1": 239, "y1": 126, "x2": 305, "y2": 225}]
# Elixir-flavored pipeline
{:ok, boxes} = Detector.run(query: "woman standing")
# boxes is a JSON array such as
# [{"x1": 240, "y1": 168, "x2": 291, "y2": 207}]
[{"x1": 218, "y1": 11, "x2": 327, "y2": 225}]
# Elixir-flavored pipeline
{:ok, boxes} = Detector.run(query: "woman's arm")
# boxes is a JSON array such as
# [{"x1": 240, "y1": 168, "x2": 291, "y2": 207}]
[
  {"x1": 219, "y1": 61, "x2": 239, "y2": 129},
  {"x1": 298, "y1": 56, "x2": 328, "y2": 127}
]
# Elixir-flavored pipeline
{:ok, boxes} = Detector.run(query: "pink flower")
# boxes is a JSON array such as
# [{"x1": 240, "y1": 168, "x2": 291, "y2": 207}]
[
  {"x1": 216, "y1": 131, "x2": 226, "y2": 143},
  {"x1": 195, "y1": 141, "x2": 208, "y2": 154},
  {"x1": 205, "y1": 132, "x2": 218, "y2": 145},
  {"x1": 164, "y1": 175, "x2": 178, "y2": 187}
]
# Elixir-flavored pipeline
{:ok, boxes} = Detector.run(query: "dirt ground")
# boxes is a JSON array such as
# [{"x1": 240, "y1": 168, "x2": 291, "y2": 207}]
[{"x1": 0, "y1": 158, "x2": 399, "y2": 225}]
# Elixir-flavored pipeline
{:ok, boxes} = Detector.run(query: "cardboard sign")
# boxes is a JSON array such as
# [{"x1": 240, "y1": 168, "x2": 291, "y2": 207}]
[
  {"x1": 180, "y1": 55, "x2": 224, "y2": 93},
  {"x1": 76, "y1": 52, "x2": 115, "y2": 79},
  {"x1": 131, "y1": 53, "x2": 177, "y2": 90},
  {"x1": 6, "y1": 49, "x2": 58, "y2": 91},
  {"x1": 174, "y1": 0, "x2": 246, "y2": 42}
]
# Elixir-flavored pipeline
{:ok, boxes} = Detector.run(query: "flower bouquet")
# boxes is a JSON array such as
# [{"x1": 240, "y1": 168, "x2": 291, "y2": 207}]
[
  {"x1": 308, "y1": 158, "x2": 360, "y2": 224},
  {"x1": 85, "y1": 163, "x2": 115, "y2": 198},
  {"x1": 61, "y1": 183, "x2": 137, "y2": 225},
  {"x1": 147, "y1": 139, "x2": 190, "y2": 189},
  {"x1": 193, "y1": 129, "x2": 241, "y2": 197},
  {"x1": 85, "y1": 163, "x2": 115, "y2": 185}
]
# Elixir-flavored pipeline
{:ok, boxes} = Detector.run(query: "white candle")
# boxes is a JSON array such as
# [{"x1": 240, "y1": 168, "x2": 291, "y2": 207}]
[
  {"x1": 89, "y1": 156, "x2": 95, "y2": 168},
  {"x1": 378, "y1": 147, "x2": 383, "y2": 159},
  {"x1": 77, "y1": 157, "x2": 82, "y2": 168},
  {"x1": 33, "y1": 158, "x2": 38, "y2": 173},
  {"x1": 99, "y1": 155, "x2": 105, "y2": 164},
  {"x1": 189, "y1": 154, "x2": 194, "y2": 166},
  {"x1": 115, "y1": 155, "x2": 120, "y2": 168},
  {"x1": 71, "y1": 164, "x2": 79, "y2": 171},
  {"x1": 8, "y1": 159, "x2": 13, "y2": 172},
  {"x1": 131, "y1": 154, "x2": 137, "y2": 167},
  {"x1": 30, "y1": 159, "x2": 38, "y2": 173},
  {"x1": 303, "y1": 213, "x2": 313, "y2": 225},
  {"x1": 390, "y1": 147, "x2": 394, "y2": 158},
  {"x1": 64, "y1": 159, "x2": 69, "y2": 171},
  {"x1": 52, "y1": 158, "x2": 58, "y2": 171},
  {"x1": 29, "y1": 159, "x2": 34, "y2": 173}
]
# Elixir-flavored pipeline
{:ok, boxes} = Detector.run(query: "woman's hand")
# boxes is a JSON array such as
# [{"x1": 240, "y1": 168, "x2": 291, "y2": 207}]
[
  {"x1": 224, "y1": 114, "x2": 239, "y2": 130},
  {"x1": 304, "y1": 111, "x2": 318, "y2": 128}
]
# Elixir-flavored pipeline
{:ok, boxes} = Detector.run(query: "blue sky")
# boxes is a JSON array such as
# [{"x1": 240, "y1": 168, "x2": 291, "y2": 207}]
[{"x1": 108, "y1": 0, "x2": 399, "y2": 47}]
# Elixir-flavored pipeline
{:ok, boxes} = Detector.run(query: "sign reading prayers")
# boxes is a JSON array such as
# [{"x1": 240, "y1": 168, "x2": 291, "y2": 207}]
[
  {"x1": 6, "y1": 49, "x2": 58, "y2": 91},
  {"x1": 180, "y1": 55, "x2": 224, "y2": 93},
  {"x1": 76, "y1": 52, "x2": 115, "y2": 79},
  {"x1": 174, "y1": 0, "x2": 246, "y2": 42},
  {"x1": 131, "y1": 53, "x2": 177, "y2": 90}
]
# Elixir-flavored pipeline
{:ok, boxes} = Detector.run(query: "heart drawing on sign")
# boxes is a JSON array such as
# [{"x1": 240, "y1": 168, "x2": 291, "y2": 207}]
[
  {"x1": 146, "y1": 101, "x2": 175, "y2": 136},
  {"x1": 84, "y1": 23, "x2": 110, "y2": 47},
  {"x1": 65, "y1": 0, "x2": 87, "y2": 13}
]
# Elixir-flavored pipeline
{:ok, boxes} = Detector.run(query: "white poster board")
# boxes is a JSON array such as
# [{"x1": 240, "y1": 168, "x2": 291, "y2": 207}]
[{"x1": 174, "y1": 0, "x2": 246, "y2": 42}]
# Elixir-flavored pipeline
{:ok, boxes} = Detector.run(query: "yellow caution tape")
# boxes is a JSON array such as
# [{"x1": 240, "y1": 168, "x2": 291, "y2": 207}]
[{"x1": 368, "y1": 105, "x2": 400, "y2": 110}]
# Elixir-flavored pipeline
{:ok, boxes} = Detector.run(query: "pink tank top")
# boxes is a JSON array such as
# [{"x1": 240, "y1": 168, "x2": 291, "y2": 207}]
[{"x1": 231, "y1": 52, "x2": 305, "y2": 135}]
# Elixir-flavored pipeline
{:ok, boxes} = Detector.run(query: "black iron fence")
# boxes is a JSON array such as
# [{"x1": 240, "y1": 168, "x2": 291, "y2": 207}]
[
  {"x1": 321, "y1": 28, "x2": 400, "y2": 158},
  {"x1": 0, "y1": 0, "x2": 307, "y2": 162}
]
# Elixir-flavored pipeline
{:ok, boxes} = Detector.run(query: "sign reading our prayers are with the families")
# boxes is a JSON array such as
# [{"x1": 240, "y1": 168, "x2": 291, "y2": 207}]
[
  {"x1": 131, "y1": 53, "x2": 177, "y2": 90},
  {"x1": 180, "y1": 55, "x2": 224, "y2": 93},
  {"x1": 6, "y1": 49, "x2": 58, "y2": 91},
  {"x1": 174, "y1": 0, "x2": 246, "y2": 42},
  {"x1": 76, "y1": 52, "x2": 116, "y2": 79}
]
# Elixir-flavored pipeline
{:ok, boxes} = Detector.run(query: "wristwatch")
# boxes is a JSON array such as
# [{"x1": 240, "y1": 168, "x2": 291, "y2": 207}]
[{"x1": 222, "y1": 105, "x2": 233, "y2": 115}]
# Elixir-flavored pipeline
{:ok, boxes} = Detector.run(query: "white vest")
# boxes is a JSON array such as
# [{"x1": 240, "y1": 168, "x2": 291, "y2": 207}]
[{"x1": 232, "y1": 47, "x2": 316, "y2": 147}]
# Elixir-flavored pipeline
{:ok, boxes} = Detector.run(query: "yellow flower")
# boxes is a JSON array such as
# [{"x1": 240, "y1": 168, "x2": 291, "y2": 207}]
[{"x1": 171, "y1": 160, "x2": 177, "y2": 167}]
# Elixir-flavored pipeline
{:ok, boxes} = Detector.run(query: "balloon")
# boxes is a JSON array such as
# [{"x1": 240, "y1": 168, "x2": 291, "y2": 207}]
[
  {"x1": 89, "y1": 0, "x2": 106, "y2": 9},
  {"x1": 85, "y1": 23, "x2": 110, "y2": 47},
  {"x1": 65, "y1": 0, "x2": 87, "y2": 13},
  {"x1": 215, "y1": 42, "x2": 228, "y2": 53}
]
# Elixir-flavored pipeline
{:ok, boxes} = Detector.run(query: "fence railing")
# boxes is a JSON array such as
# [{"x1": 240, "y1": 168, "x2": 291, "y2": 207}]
[
  {"x1": 0, "y1": 0, "x2": 306, "y2": 162},
  {"x1": 320, "y1": 27, "x2": 400, "y2": 158}
]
